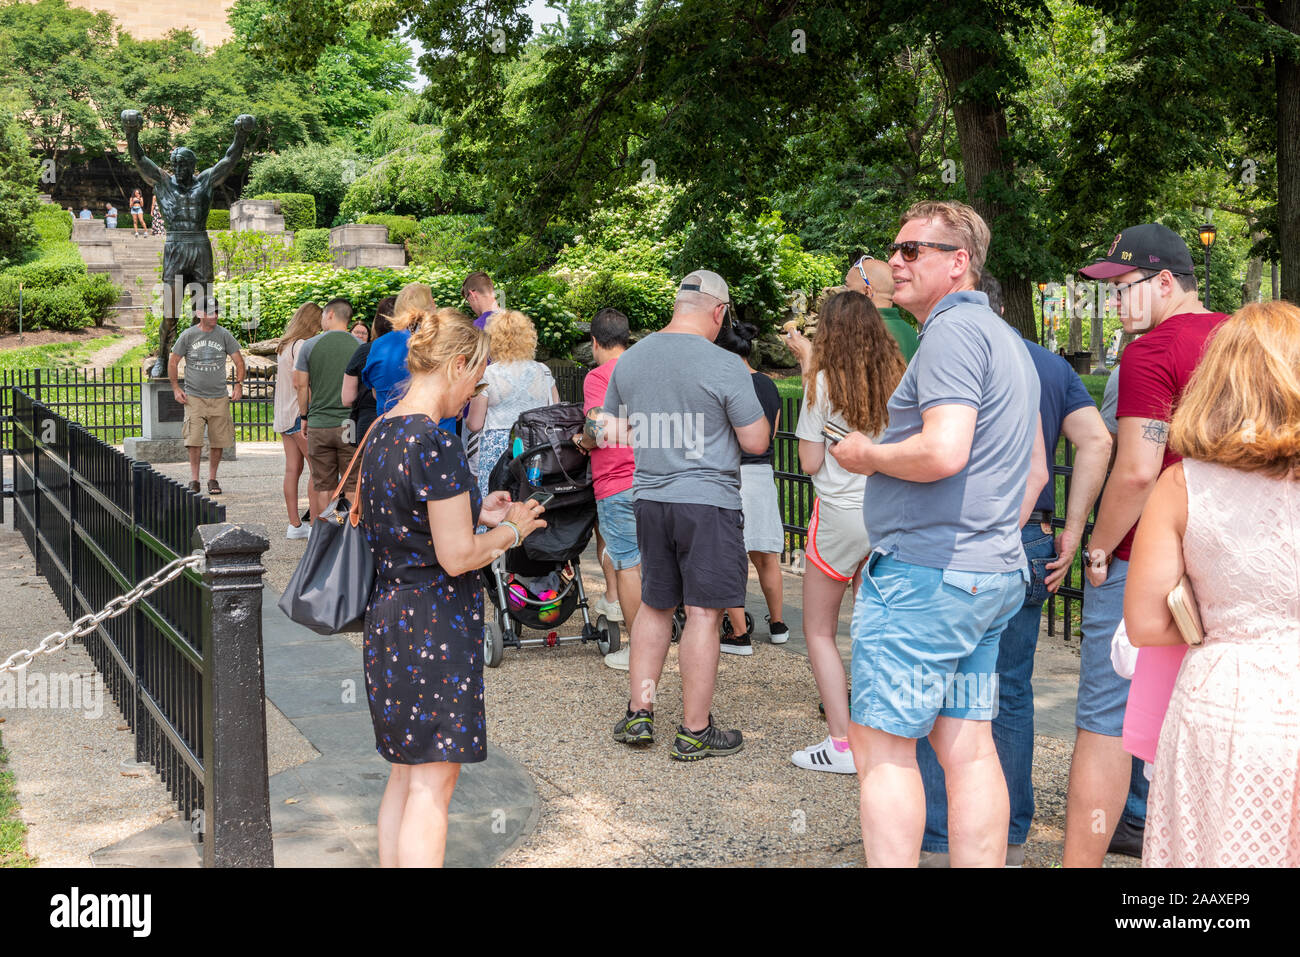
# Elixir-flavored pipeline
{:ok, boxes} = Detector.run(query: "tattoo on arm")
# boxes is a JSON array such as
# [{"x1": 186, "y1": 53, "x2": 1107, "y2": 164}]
[{"x1": 1140, "y1": 420, "x2": 1169, "y2": 446}]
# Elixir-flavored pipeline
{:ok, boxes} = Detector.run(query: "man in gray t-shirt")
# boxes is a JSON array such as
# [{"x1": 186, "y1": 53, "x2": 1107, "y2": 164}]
[
  {"x1": 599, "y1": 270, "x2": 768, "y2": 761},
  {"x1": 828, "y1": 201, "x2": 1047, "y2": 867},
  {"x1": 168, "y1": 297, "x2": 244, "y2": 496}
]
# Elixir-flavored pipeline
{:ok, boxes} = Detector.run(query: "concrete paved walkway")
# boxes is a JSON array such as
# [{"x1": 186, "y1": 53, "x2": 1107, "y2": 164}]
[{"x1": 91, "y1": 585, "x2": 537, "y2": 867}]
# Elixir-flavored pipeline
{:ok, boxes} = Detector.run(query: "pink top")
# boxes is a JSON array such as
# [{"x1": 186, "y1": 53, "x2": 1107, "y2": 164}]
[{"x1": 583, "y1": 356, "x2": 634, "y2": 501}]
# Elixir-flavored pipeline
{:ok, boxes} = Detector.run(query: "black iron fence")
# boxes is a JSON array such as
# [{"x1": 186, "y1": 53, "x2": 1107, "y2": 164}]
[
  {"x1": 0, "y1": 367, "x2": 278, "y2": 451},
  {"x1": 7, "y1": 387, "x2": 274, "y2": 866}
]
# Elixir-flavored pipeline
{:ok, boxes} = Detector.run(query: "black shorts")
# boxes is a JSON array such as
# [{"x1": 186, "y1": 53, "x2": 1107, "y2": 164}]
[{"x1": 634, "y1": 499, "x2": 747, "y2": 610}]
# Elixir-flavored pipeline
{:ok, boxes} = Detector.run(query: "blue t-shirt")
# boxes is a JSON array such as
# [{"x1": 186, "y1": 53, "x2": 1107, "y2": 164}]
[
  {"x1": 361, "y1": 328, "x2": 455, "y2": 433},
  {"x1": 864, "y1": 291, "x2": 1039, "y2": 574},
  {"x1": 1024, "y1": 341, "x2": 1094, "y2": 513}
]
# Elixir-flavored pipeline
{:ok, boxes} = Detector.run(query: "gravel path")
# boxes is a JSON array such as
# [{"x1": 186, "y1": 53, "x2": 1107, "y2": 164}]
[{"x1": 83, "y1": 333, "x2": 146, "y2": 372}]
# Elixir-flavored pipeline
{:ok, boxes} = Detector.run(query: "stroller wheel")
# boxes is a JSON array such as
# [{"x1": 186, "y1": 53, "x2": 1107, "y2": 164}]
[
  {"x1": 670, "y1": 606, "x2": 685, "y2": 643},
  {"x1": 721, "y1": 610, "x2": 755, "y2": 639},
  {"x1": 596, "y1": 615, "x2": 621, "y2": 656},
  {"x1": 484, "y1": 620, "x2": 505, "y2": 668}
]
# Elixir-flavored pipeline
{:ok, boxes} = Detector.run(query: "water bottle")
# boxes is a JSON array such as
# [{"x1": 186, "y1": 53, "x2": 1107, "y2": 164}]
[{"x1": 526, "y1": 454, "x2": 542, "y2": 486}]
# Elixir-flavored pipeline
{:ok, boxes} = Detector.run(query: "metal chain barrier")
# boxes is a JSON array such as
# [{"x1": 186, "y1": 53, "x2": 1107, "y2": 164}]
[{"x1": 0, "y1": 552, "x2": 204, "y2": 674}]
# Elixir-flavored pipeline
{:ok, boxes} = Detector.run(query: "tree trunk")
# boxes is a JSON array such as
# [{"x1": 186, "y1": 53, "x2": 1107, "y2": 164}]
[
  {"x1": 1273, "y1": 1, "x2": 1300, "y2": 301},
  {"x1": 935, "y1": 44, "x2": 1037, "y2": 340}
]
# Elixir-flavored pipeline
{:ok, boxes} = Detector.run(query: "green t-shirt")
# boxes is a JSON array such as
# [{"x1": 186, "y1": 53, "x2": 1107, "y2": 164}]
[
  {"x1": 878, "y1": 305, "x2": 920, "y2": 363},
  {"x1": 295, "y1": 330, "x2": 361, "y2": 428}
]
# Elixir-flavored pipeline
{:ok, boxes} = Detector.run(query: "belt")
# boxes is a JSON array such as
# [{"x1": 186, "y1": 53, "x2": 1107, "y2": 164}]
[{"x1": 1029, "y1": 509, "x2": 1053, "y2": 526}]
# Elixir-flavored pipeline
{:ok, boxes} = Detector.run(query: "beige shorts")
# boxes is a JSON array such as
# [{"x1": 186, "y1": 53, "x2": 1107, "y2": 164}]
[
  {"x1": 182, "y1": 394, "x2": 234, "y2": 449},
  {"x1": 806, "y1": 497, "x2": 870, "y2": 582}
]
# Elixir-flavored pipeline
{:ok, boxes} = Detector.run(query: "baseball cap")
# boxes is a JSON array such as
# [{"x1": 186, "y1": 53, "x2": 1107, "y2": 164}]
[
  {"x1": 1078, "y1": 224, "x2": 1195, "y2": 279},
  {"x1": 196, "y1": 295, "x2": 220, "y2": 316},
  {"x1": 678, "y1": 269, "x2": 730, "y2": 304}
]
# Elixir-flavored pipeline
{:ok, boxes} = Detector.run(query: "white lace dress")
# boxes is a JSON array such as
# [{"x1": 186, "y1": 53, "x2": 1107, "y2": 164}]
[{"x1": 1143, "y1": 459, "x2": 1300, "y2": 867}]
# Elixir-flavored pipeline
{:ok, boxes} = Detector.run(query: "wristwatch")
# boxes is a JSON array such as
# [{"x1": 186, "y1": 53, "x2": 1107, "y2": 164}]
[{"x1": 1084, "y1": 539, "x2": 1112, "y2": 569}]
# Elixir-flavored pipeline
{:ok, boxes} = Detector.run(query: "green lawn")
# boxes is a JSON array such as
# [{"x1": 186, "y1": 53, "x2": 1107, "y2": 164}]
[
  {"x1": 0, "y1": 736, "x2": 34, "y2": 868},
  {"x1": 0, "y1": 333, "x2": 124, "y2": 371}
]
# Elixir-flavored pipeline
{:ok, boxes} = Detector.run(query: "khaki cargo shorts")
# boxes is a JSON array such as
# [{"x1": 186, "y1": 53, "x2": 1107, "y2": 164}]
[
  {"x1": 307, "y1": 424, "x2": 356, "y2": 493},
  {"x1": 182, "y1": 394, "x2": 235, "y2": 449}
]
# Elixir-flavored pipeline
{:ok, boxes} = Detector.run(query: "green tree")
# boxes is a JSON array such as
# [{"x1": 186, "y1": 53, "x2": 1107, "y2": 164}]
[
  {"x1": 245, "y1": 142, "x2": 368, "y2": 225},
  {"x1": 0, "y1": 0, "x2": 117, "y2": 169},
  {"x1": 0, "y1": 111, "x2": 40, "y2": 267}
]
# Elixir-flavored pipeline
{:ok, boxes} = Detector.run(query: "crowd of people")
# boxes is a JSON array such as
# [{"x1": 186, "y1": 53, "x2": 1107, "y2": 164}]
[{"x1": 255, "y1": 199, "x2": 1296, "y2": 869}]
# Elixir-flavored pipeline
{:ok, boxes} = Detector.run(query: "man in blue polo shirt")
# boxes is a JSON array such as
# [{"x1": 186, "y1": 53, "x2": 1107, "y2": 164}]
[{"x1": 830, "y1": 200, "x2": 1047, "y2": 867}]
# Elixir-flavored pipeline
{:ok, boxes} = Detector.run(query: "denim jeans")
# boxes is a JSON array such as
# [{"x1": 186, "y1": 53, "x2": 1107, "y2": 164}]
[{"x1": 918, "y1": 524, "x2": 1054, "y2": 851}]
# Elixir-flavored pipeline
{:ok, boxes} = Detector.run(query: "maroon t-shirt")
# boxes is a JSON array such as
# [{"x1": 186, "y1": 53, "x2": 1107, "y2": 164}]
[{"x1": 1112, "y1": 310, "x2": 1229, "y2": 560}]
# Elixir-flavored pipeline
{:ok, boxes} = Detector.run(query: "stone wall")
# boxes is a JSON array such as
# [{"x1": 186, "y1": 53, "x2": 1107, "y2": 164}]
[{"x1": 66, "y1": 0, "x2": 237, "y2": 45}]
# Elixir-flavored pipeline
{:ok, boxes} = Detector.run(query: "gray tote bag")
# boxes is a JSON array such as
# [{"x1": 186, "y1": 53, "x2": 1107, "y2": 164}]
[{"x1": 278, "y1": 419, "x2": 381, "y2": 635}]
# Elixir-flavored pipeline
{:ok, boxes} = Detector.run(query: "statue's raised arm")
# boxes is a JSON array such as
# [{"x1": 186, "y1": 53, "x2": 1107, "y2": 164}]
[
  {"x1": 204, "y1": 114, "x2": 256, "y2": 188},
  {"x1": 120, "y1": 110, "x2": 163, "y2": 186}
]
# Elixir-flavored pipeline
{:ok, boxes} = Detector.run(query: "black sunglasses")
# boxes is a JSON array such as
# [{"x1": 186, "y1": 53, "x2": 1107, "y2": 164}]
[
  {"x1": 1113, "y1": 272, "x2": 1162, "y2": 296},
  {"x1": 888, "y1": 240, "x2": 960, "y2": 262}
]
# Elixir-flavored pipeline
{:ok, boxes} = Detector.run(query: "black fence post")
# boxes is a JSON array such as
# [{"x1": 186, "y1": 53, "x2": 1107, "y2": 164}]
[
  {"x1": 130, "y1": 460, "x2": 149, "y2": 762},
  {"x1": 194, "y1": 522, "x2": 273, "y2": 868}
]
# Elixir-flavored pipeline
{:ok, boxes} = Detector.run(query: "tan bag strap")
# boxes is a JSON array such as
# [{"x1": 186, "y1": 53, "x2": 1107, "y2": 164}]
[{"x1": 329, "y1": 415, "x2": 386, "y2": 528}]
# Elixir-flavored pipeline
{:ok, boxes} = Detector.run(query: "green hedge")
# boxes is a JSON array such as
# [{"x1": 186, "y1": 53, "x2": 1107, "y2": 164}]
[
  {"x1": 294, "y1": 228, "x2": 332, "y2": 263},
  {"x1": 562, "y1": 268, "x2": 677, "y2": 332},
  {"x1": 357, "y1": 213, "x2": 419, "y2": 249},
  {"x1": 33, "y1": 206, "x2": 72, "y2": 243},
  {"x1": 210, "y1": 261, "x2": 579, "y2": 353},
  {"x1": 0, "y1": 273, "x2": 116, "y2": 331},
  {"x1": 251, "y1": 193, "x2": 316, "y2": 232},
  {"x1": 206, "y1": 209, "x2": 230, "y2": 230},
  {"x1": 408, "y1": 214, "x2": 490, "y2": 268}
]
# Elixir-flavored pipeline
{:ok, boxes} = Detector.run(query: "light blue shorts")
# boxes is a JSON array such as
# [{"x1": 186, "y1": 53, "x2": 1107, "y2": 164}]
[
  {"x1": 1076, "y1": 557, "x2": 1130, "y2": 736},
  {"x1": 850, "y1": 551, "x2": 1026, "y2": 738},
  {"x1": 596, "y1": 489, "x2": 640, "y2": 571}
]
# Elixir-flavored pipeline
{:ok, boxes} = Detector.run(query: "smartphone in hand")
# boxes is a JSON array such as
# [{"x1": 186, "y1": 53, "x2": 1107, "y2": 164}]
[
  {"x1": 526, "y1": 490, "x2": 555, "y2": 508},
  {"x1": 821, "y1": 423, "x2": 848, "y2": 444}
]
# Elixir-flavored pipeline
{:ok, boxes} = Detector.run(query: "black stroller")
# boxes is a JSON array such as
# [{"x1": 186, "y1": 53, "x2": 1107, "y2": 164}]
[{"x1": 480, "y1": 401, "x2": 621, "y2": 667}]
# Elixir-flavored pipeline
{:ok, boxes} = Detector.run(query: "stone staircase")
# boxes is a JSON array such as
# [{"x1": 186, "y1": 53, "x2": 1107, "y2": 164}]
[{"x1": 70, "y1": 219, "x2": 163, "y2": 331}]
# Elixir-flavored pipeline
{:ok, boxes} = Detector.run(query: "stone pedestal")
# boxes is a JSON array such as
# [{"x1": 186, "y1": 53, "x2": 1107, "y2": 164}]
[
  {"x1": 230, "y1": 199, "x2": 287, "y2": 233},
  {"x1": 329, "y1": 224, "x2": 405, "y2": 269},
  {"x1": 123, "y1": 380, "x2": 237, "y2": 463}
]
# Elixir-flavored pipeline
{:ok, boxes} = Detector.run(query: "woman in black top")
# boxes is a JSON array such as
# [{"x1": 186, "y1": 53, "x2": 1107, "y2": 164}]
[
  {"x1": 359, "y1": 306, "x2": 546, "y2": 868},
  {"x1": 714, "y1": 320, "x2": 788, "y2": 654},
  {"x1": 343, "y1": 297, "x2": 395, "y2": 440}
]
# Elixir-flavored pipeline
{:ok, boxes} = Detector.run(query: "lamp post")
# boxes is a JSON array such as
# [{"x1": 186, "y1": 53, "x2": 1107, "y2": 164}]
[{"x1": 1198, "y1": 223, "x2": 1217, "y2": 309}]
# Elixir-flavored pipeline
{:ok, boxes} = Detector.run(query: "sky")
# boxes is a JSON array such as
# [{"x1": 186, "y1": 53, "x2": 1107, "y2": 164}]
[{"x1": 403, "y1": 0, "x2": 564, "y2": 89}]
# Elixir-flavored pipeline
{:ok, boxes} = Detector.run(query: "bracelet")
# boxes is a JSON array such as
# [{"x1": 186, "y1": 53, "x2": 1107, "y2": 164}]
[{"x1": 500, "y1": 520, "x2": 521, "y2": 549}]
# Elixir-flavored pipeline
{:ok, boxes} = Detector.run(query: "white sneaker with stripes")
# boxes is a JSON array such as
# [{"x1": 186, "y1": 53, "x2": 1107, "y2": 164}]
[{"x1": 791, "y1": 736, "x2": 856, "y2": 774}]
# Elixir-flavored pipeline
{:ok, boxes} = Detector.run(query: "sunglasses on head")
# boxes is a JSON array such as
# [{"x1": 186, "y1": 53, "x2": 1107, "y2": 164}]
[
  {"x1": 888, "y1": 240, "x2": 960, "y2": 262},
  {"x1": 854, "y1": 255, "x2": 874, "y2": 288}
]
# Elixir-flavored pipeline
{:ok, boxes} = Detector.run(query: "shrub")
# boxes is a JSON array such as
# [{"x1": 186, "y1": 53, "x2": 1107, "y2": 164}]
[
  {"x1": 0, "y1": 279, "x2": 93, "y2": 331},
  {"x1": 4, "y1": 251, "x2": 86, "y2": 288},
  {"x1": 0, "y1": 111, "x2": 40, "y2": 267},
  {"x1": 561, "y1": 268, "x2": 677, "y2": 331},
  {"x1": 778, "y1": 243, "x2": 842, "y2": 299},
  {"x1": 245, "y1": 143, "x2": 367, "y2": 226},
  {"x1": 251, "y1": 193, "x2": 316, "y2": 232},
  {"x1": 32, "y1": 205, "x2": 72, "y2": 244},
  {"x1": 357, "y1": 213, "x2": 418, "y2": 249},
  {"x1": 500, "y1": 273, "x2": 579, "y2": 356},
  {"x1": 207, "y1": 209, "x2": 231, "y2": 230},
  {"x1": 294, "y1": 228, "x2": 332, "y2": 263},
  {"x1": 407, "y1": 214, "x2": 491, "y2": 268},
  {"x1": 75, "y1": 272, "x2": 120, "y2": 324},
  {"x1": 212, "y1": 230, "x2": 295, "y2": 277}
]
